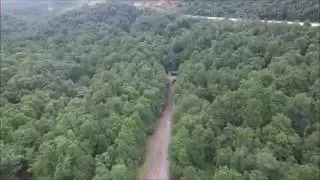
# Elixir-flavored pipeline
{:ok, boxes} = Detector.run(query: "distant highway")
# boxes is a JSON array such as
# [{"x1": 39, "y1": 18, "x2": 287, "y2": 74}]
[
  {"x1": 133, "y1": 1, "x2": 320, "y2": 27},
  {"x1": 184, "y1": 15, "x2": 320, "y2": 27}
]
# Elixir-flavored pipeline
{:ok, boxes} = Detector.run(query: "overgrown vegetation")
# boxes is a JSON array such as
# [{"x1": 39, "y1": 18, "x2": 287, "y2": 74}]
[
  {"x1": 1, "y1": 0, "x2": 75, "y2": 20},
  {"x1": 170, "y1": 18, "x2": 320, "y2": 180},
  {"x1": 178, "y1": 0, "x2": 319, "y2": 21},
  {"x1": 1, "y1": 1, "x2": 319, "y2": 180},
  {"x1": 1, "y1": 4, "x2": 169, "y2": 180}
]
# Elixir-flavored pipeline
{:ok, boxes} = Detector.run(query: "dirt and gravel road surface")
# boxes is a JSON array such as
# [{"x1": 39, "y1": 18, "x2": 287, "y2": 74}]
[{"x1": 139, "y1": 75, "x2": 175, "y2": 180}]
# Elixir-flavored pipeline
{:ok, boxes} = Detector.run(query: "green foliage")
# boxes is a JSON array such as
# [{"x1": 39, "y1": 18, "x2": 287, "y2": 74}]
[
  {"x1": 1, "y1": 1, "x2": 319, "y2": 180},
  {"x1": 286, "y1": 164, "x2": 320, "y2": 180},
  {"x1": 110, "y1": 164, "x2": 131, "y2": 180},
  {"x1": 179, "y1": 0, "x2": 319, "y2": 21},
  {"x1": 212, "y1": 166, "x2": 244, "y2": 180},
  {"x1": 1, "y1": 3, "x2": 167, "y2": 179},
  {"x1": 170, "y1": 11, "x2": 320, "y2": 180}
]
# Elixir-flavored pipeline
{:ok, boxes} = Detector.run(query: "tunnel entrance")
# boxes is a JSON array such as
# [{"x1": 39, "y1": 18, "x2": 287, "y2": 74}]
[
  {"x1": 169, "y1": 71, "x2": 178, "y2": 76},
  {"x1": 167, "y1": 71, "x2": 177, "y2": 84}
]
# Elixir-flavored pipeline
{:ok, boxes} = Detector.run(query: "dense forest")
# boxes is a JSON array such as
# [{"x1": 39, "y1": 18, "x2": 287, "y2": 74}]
[
  {"x1": 1, "y1": 1, "x2": 319, "y2": 180},
  {"x1": 1, "y1": 4, "x2": 169, "y2": 179},
  {"x1": 177, "y1": 0, "x2": 319, "y2": 21},
  {"x1": 1, "y1": 0, "x2": 75, "y2": 19},
  {"x1": 170, "y1": 20, "x2": 320, "y2": 180}
]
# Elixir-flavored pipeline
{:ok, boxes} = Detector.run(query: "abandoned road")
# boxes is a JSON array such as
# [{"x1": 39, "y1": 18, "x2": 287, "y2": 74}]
[{"x1": 139, "y1": 74, "x2": 175, "y2": 180}]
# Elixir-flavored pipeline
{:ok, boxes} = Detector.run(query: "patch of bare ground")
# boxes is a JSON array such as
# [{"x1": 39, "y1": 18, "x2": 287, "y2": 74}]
[
  {"x1": 134, "y1": 0, "x2": 177, "y2": 12},
  {"x1": 139, "y1": 74, "x2": 175, "y2": 180}
]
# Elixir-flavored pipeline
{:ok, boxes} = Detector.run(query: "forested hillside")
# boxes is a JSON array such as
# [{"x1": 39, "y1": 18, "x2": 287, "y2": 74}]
[
  {"x1": 1, "y1": 4, "x2": 171, "y2": 179},
  {"x1": 170, "y1": 20, "x2": 320, "y2": 180},
  {"x1": 1, "y1": 0, "x2": 74, "y2": 19},
  {"x1": 1, "y1": 1, "x2": 319, "y2": 180},
  {"x1": 177, "y1": 0, "x2": 319, "y2": 21}
]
